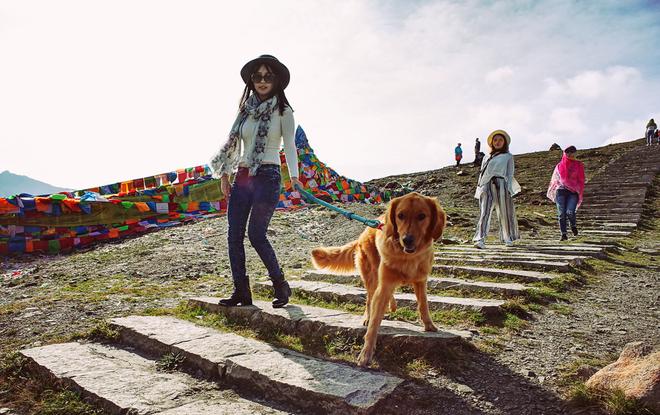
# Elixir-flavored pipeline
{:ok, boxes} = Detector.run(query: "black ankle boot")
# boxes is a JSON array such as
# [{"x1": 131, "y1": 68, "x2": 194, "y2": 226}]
[
  {"x1": 560, "y1": 233, "x2": 568, "y2": 241},
  {"x1": 218, "y1": 280, "x2": 252, "y2": 307},
  {"x1": 571, "y1": 226, "x2": 578, "y2": 236},
  {"x1": 271, "y1": 277, "x2": 291, "y2": 309}
]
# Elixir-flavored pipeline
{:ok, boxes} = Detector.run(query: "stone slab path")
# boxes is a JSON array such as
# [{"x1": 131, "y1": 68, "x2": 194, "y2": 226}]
[
  {"x1": 301, "y1": 270, "x2": 529, "y2": 296},
  {"x1": 110, "y1": 315, "x2": 404, "y2": 415},
  {"x1": 254, "y1": 280, "x2": 506, "y2": 317},
  {"x1": 437, "y1": 244, "x2": 610, "y2": 258},
  {"x1": 433, "y1": 257, "x2": 573, "y2": 272},
  {"x1": 189, "y1": 297, "x2": 471, "y2": 351},
  {"x1": 20, "y1": 342, "x2": 288, "y2": 415},
  {"x1": 433, "y1": 264, "x2": 556, "y2": 283}
]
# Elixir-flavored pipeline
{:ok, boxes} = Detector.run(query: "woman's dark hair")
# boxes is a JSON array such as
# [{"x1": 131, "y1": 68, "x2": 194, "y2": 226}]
[
  {"x1": 238, "y1": 63, "x2": 293, "y2": 115},
  {"x1": 564, "y1": 145, "x2": 577, "y2": 154}
]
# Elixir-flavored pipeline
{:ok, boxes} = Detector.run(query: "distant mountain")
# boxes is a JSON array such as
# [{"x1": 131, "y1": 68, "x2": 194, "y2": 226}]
[{"x1": 0, "y1": 171, "x2": 70, "y2": 198}]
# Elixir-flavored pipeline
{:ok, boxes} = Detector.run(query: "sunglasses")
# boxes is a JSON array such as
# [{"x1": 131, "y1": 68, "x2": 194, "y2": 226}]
[{"x1": 251, "y1": 73, "x2": 276, "y2": 84}]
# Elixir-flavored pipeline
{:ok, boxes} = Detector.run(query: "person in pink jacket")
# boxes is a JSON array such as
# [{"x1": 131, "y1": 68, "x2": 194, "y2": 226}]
[{"x1": 546, "y1": 146, "x2": 585, "y2": 241}]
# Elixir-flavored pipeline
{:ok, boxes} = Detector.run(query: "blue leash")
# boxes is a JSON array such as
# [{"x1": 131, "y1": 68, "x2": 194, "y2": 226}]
[{"x1": 294, "y1": 184, "x2": 383, "y2": 230}]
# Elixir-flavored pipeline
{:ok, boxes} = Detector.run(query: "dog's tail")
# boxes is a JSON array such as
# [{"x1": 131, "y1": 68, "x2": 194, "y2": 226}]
[{"x1": 311, "y1": 241, "x2": 358, "y2": 274}]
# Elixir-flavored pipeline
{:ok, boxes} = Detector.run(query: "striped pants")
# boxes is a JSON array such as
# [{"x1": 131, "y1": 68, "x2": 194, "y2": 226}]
[{"x1": 473, "y1": 177, "x2": 520, "y2": 242}]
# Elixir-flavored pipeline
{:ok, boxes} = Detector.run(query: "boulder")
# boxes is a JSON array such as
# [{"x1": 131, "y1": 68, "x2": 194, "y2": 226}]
[
  {"x1": 549, "y1": 143, "x2": 562, "y2": 151},
  {"x1": 585, "y1": 342, "x2": 660, "y2": 412}
]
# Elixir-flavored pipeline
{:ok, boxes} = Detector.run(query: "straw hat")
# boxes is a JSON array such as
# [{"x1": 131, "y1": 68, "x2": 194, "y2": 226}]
[{"x1": 487, "y1": 130, "x2": 511, "y2": 147}]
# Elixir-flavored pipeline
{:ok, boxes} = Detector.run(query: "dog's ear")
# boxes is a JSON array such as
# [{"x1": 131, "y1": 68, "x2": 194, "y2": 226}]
[
  {"x1": 384, "y1": 197, "x2": 400, "y2": 239},
  {"x1": 427, "y1": 197, "x2": 446, "y2": 241}
]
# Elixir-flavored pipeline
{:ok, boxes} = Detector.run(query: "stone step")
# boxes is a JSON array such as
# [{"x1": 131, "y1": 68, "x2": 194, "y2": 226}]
[
  {"x1": 585, "y1": 181, "x2": 649, "y2": 187},
  {"x1": 110, "y1": 316, "x2": 403, "y2": 415},
  {"x1": 301, "y1": 270, "x2": 528, "y2": 297},
  {"x1": 254, "y1": 280, "x2": 505, "y2": 317},
  {"x1": 20, "y1": 342, "x2": 289, "y2": 415},
  {"x1": 581, "y1": 229, "x2": 632, "y2": 237},
  {"x1": 584, "y1": 190, "x2": 646, "y2": 197},
  {"x1": 435, "y1": 250, "x2": 588, "y2": 262},
  {"x1": 433, "y1": 257, "x2": 573, "y2": 272},
  {"x1": 437, "y1": 244, "x2": 608, "y2": 258},
  {"x1": 582, "y1": 203, "x2": 643, "y2": 209},
  {"x1": 580, "y1": 215, "x2": 641, "y2": 222},
  {"x1": 580, "y1": 209, "x2": 643, "y2": 215},
  {"x1": 581, "y1": 224, "x2": 637, "y2": 231},
  {"x1": 433, "y1": 265, "x2": 556, "y2": 283},
  {"x1": 580, "y1": 206, "x2": 644, "y2": 212},
  {"x1": 578, "y1": 200, "x2": 644, "y2": 206},
  {"x1": 579, "y1": 221, "x2": 638, "y2": 227},
  {"x1": 582, "y1": 202, "x2": 644, "y2": 209},
  {"x1": 582, "y1": 218, "x2": 641, "y2": 224},
  {"x1": 582, "y1": 215, "x2": 643, "y2": 221},
  {"x1": 189, "y1": 298, "x2": 472, "y2": 353}
]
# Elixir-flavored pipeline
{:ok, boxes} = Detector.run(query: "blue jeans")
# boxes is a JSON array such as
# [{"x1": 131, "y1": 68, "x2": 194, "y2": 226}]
[
  {"x1": 227, "y1": 165, "x2": 283, "y2": 286},
  {"x1": 556, "y1": 188, "x2": 578, "y2": 235}
]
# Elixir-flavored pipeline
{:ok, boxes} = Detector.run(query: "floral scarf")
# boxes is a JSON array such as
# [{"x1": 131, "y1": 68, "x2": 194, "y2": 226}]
[{"x1": 211, "y1": 94, "x2": 277, "y2": 177}]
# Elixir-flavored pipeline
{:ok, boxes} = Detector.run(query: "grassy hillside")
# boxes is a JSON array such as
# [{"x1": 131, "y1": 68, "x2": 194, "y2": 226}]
[
  {"x1": 366, "y1": 138, "x2": 642, "y2": 208},
  {"x1": 365, "y1": 138, "x2": 644, "y2": 241}
]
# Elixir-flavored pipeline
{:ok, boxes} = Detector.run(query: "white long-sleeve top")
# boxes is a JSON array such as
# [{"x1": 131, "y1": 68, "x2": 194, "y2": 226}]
[
  {"x1": 474, "y1": 152, "x2": 521, "y2": 198},
  {"x1": 237, "y1": 106, "x2": 299, "y2": 178}
]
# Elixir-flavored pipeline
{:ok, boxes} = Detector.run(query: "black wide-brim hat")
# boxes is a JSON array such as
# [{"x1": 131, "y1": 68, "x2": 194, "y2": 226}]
[{"x1": 240, "y1": 54, "x2": 290, "y2": 90}]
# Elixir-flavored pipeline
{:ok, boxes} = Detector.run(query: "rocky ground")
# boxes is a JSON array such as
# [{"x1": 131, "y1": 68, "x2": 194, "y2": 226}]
[{"x1": 0, "y1": 139, "x2": 658, "y2": 414}]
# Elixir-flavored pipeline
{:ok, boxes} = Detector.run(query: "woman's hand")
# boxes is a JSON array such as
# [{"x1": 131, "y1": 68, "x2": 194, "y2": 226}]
[
  {"x1": 291, "y1": 177, "x2": 302, "y2": 191},
  {"x1": 221, "y1": 174, "x2": 231, "y2": 198}
]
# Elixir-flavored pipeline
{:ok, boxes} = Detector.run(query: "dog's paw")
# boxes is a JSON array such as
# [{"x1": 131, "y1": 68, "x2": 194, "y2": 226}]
[
  {"x1": 423, "y1": 323, "x2": 438, "y2": 332},
  {"x1": 357, "y1": 347, "x2": 373, "y2": 367}
]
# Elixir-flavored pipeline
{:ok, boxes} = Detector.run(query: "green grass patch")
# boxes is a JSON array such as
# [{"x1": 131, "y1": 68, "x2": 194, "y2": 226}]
[
  {"x1": 502, "y1": 313, "x2": 528, "y2": 332},
  {"x1": 37, "y1": 390, "x2": 102, "y2": 415},
  {"x1": 156, "y1": 352, "x2": 186, "y2": 372},
  {"x1": 405, "y1": 358, "x2": 433, "y2": 379},
  {"x1": 475, "y1": 337, "x2": 505, "y2": 354},
  {"x1": 67, "y1": 321, "x2": 120, "y2": 343},
  {"x1": 258, "y1": 289, "x2": 364, "y2": 314},
  {"x1": 431, "y1": 308, "x2": 487, "y2": 326},
  {"x1": 524, "y1": 286, "x2": 570, "y2": 303},
  {"x1": 567, "y1": 385, "x2": 656, "y2": 415},
  {"x1": 550, "y1": 303, "x2": 573, "y2": 315}
]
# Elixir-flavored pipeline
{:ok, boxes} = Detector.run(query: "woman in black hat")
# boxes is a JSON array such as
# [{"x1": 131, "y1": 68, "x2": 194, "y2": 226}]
[{"x1": 211, "y1": 55, "x2": 301, "y2": 308}]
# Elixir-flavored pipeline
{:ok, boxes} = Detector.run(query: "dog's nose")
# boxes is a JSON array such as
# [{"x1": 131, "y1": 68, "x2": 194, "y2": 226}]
[{"x1": 402, "y1": 235, "x2": 415, "y2": 247}]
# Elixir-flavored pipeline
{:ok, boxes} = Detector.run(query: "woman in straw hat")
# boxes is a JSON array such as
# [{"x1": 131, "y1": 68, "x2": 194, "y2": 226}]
[
  {"x1": 473, "y1": 130, "x2": 521, "y2": 249},
  {"x1": 211, "y1": 54, "x2": 301, "y2": 308}
]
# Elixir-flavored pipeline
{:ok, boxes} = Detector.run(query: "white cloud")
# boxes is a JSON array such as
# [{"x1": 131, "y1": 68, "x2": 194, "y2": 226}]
[
  {"x1": 485, "y1": 66, "x2": 515, "y2": 84},
  {"x1": 544, "y1": 66, "x2": 642, "y2": 99},
  {"x1": 0, "y1": 1, "x2": 659, "y2": 188},
  {"x1": 550, "y1": 108, "x2": 587, "y2": 135}
]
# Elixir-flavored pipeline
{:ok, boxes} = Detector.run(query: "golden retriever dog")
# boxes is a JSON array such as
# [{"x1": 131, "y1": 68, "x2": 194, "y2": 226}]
[{"x1": 311, "y1": 192, "x2": 446, "y2": 367}]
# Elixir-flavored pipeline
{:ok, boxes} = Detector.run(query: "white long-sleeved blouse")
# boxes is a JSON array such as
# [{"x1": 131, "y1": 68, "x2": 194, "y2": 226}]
[
  {"x1": 474, "y1": 152, "x2": 521, "y2": 198},
  {"x1": 236, "y1": 106, "x2": 299, "y2": 178}
]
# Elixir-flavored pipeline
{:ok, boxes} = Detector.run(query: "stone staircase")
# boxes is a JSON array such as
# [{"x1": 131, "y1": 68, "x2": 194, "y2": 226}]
[
  {"x1": 18, "y1": 143, "x2": 659, "y2": 414},
  {"x1": 579, "y1": 144, "x2": 660, "y2": 237}
]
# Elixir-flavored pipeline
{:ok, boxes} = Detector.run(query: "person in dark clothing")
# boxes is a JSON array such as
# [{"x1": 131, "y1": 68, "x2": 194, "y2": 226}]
[
  {"x1": 210, "y1": 55, "x2": 301, "y2": 309},
  {"x1": 647, "y1": 119, "x2": 658, "y2": 146}
]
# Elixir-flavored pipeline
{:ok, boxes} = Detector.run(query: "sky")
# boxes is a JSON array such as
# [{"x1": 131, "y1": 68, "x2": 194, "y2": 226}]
[{"x1": 1, "y1": 0, "x2": 659, "y2": 190}]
